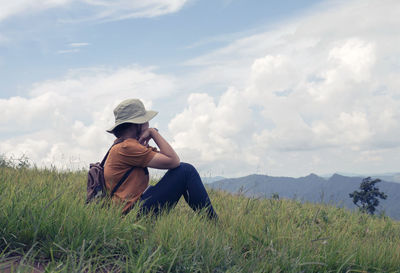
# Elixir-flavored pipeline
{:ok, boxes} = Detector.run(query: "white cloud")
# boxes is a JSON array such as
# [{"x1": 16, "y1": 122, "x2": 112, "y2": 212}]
[
  {"x1": 0, "y1": 0, "x2": 189, "y2": 22},
  {"x1": 169, "y1": 89, "x2": 253, "y2": 160},
  {"x1": 57, "y1": 42, "x2": 90, "y2": 54},
  {"x1": 327, "y1": 38, "x2": 376, "y2": 83},
  {"x1": 80, "y1": 0, "x2": 189, "y2": 21},
  {"x1": 0, "y1": 0, "x2": 71, "y2": 22},
  {"x1": 169, "y1": 0, "x2": 400, "y2": 177},
  {"x1": 0, "y1": 65, "x2": 177, "y2": 169},
  {"x1": 168, "y1": 89, "x2": 259, "y2": 177},
  {"x1": 69, "y1": 42, "x2": 90, "y2": 47},
  {"x1": 57, "y1": 49, "x2": 80, "y2": 54}
]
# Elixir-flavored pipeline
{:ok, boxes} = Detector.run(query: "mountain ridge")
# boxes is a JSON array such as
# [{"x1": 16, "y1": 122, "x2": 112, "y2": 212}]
[{"x1": 208, "y1": 173, "x2": 400, "y2": 220}]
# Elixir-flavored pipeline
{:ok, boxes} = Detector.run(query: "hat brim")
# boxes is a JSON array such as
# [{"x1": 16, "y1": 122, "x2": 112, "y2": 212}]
[{"x1": 106, "y1": 110, "x2": 158, "y2": 133}]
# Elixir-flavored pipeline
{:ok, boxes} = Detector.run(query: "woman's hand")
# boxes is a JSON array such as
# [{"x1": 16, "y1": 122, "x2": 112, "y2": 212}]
[
  {"x1": 146, "y1": 128, "x2": 180, "y2": 169},
  {"x1": 138, "y1": 128, "x2": 156, "y2": 146}
]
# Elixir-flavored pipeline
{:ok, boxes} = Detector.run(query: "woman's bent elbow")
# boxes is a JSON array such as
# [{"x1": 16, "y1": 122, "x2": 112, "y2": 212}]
[
  {"x1": 147, "y1": 154, "x2": 180, "y2": 169},
  {"x1": 170, "y1": 158, "x2": 181, "y2": 169}
]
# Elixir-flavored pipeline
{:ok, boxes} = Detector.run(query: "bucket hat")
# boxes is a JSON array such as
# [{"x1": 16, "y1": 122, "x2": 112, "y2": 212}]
[{"x1": 106, "y1": 99, "x2": 158, "y2": 133}]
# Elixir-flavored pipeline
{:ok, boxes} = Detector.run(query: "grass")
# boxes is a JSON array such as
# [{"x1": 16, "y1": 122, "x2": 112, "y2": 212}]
[{"x1": 1, "y1": 164, "x2": 400, "y2": 272}]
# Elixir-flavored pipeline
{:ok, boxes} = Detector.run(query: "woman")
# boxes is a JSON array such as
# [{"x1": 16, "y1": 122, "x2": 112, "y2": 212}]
[{"x1": 104, "y1": 98, "x2": 218, "y2": 220}]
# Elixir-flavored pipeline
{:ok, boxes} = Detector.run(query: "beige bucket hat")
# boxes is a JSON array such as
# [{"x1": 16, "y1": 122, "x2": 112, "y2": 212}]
[{"x1": 106, "y1": 99, "x2": 158, "y2": 133}]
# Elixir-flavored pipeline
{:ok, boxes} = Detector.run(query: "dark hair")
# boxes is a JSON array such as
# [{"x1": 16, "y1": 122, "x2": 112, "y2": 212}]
[{"x1": 112, "y1": 123, "x2": 137, "y2": 138}]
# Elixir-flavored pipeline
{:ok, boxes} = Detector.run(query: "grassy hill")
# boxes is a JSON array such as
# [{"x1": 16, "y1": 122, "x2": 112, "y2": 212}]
[{"x1": 1, "y1": 165, "x2": 400, "y2": 272}]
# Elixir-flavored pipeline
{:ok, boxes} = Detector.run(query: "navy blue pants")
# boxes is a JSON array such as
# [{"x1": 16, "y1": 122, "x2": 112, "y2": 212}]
[{"x1": 137, "y1": 163, "x2": 218, "y2": 220}]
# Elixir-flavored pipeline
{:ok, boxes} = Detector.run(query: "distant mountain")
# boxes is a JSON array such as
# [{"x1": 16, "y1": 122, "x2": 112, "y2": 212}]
[
  {"x1": 320, "y1": 172, "x2": 400, "y2": 183},
  {"x1": 201, "y1": 176, "x2": 226, "y2": 184},
  {"x1": 371, "y1": 173, "x2": 400, "y2": 183},
  {"x1": 208, "y1": 173, "x2": 400, "y2": 220}
]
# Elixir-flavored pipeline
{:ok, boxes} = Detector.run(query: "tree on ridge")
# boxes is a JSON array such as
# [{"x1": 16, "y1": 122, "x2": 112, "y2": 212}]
[{"x1": 349, "y1": 177, "x2": 387, "y2": 215}]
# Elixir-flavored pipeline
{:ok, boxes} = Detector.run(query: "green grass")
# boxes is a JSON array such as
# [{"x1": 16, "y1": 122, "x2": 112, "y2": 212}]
[{"x1": 1, "y1": 165, "x2": 400, "y2": 272}]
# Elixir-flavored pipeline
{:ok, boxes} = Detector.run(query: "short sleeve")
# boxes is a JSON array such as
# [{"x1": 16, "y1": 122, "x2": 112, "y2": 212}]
[{"x1": 118, "y1": 139, "x2": 157, "y2": 168}]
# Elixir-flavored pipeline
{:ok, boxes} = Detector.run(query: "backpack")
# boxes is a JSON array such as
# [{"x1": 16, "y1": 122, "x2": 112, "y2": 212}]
[{"x1": 86, "y1": 139, "x2": 135, "y2": 204}]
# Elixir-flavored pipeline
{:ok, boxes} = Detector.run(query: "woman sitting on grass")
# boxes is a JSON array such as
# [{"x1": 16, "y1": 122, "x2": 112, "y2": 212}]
[{"x1": 104, "y1": 98, "x2": 218, "y2": 220}]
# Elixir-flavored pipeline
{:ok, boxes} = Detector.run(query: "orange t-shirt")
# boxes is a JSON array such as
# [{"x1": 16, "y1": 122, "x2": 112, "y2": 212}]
[{"x1": 104, "y1": 138, "x2": 157, "y2": 213}]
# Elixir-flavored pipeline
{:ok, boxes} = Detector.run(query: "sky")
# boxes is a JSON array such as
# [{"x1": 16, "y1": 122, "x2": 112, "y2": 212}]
[{"x1": 1, "y1": 0, "x2": 399, "y2": 178}]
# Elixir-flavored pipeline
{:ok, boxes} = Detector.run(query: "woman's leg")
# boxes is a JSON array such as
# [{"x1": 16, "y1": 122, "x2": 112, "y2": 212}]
[{"x1": 138, "y1": 162, "x2": 218, "y2": 220}]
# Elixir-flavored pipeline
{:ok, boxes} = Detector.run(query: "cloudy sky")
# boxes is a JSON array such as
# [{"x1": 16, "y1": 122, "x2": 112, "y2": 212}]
[{"x1": 1, "y1": 0, "x2": 399, "y2": 178}]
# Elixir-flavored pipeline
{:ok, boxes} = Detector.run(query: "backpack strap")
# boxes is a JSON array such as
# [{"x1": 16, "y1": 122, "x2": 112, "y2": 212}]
[
  {"x1": 99, "y1": 149, "x2": 111, "y2": 168},
  {"x1": 100, "y1": 138, "x2": 126, "y2": 167},
  {"x1": 110, "y1": 166, "x2": 135, "y2": 197},
  {"x1": 101, "y1": 138, "x2": 137, "y2": 197}
]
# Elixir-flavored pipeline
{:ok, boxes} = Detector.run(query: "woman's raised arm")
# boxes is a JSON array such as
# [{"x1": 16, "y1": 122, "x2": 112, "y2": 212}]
[{"x1": 140, "y1": 128, "x2": 180, "y2": 169}]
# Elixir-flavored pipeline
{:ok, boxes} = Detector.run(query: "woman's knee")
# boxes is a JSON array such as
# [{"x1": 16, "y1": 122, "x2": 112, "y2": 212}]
[
  {"x1": 179, "y1": 162, "x2": 194, "y2": 170},
  {"x1": 163, "y1": 162, "x2": 193, "y2": 178},
  {"x1": 166, "y1": 162, "x2": 198, "y2": 179},
  {"x1": 178, "y1": 162, "x2": 196, "y2": 172}
]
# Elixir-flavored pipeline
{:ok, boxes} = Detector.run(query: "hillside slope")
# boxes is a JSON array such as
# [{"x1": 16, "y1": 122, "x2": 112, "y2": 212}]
[{"x1": 1, "y1": 166, "x2": 400, "y2": 272}]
